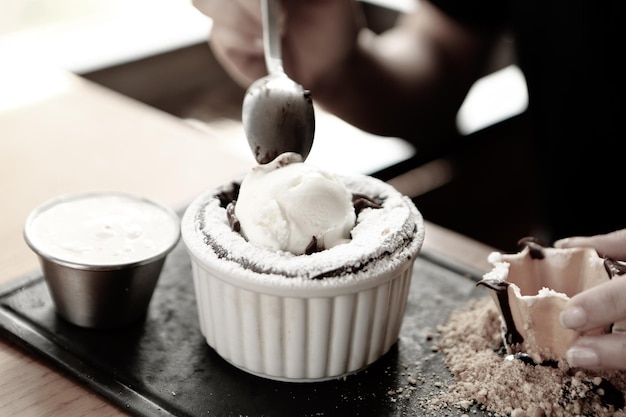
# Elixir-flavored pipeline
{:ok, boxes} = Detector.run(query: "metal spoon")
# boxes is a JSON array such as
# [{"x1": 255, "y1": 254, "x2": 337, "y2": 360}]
[{"x1": 241, "y1": 0, "x2": 315, "y2": 164}]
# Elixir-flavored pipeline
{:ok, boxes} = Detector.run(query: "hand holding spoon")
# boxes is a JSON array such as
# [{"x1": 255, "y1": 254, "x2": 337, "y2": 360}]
[{"x1": 241, "y1": 0, "x2": 315, "y2": 164}]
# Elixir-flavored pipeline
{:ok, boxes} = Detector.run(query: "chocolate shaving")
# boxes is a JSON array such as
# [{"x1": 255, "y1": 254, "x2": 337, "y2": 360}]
[
  {"x1": 216, "y1": 182, "x2": 240, "y2": 208},
  {"x1": 305, "y1": 236, "x2": 322, "y2": 255},
  {"x1": 517, "y1": 236, "x2": 550, "y2": 259},
  {"x1": 352, "y1": 193, "x2": 382, "y2": 216}
]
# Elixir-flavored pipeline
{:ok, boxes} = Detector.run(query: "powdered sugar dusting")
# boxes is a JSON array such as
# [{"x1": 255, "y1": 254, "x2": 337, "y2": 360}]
[{"x1": 181, "y1": 174, "x2": 424, "y2": 290}]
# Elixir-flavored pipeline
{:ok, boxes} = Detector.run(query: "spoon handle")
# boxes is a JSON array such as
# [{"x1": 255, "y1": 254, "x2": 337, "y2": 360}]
[{"x1": 261, "y1": 0, "x2": 284, "y2": 75}]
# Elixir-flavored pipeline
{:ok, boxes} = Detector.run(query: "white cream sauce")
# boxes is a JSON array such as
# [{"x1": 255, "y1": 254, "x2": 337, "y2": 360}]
[{"x1": 28, "y1": 194, "x2": 179, "y2": 265}]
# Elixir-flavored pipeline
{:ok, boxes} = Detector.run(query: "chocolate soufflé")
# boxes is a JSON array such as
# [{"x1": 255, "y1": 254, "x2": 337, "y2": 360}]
[{"x1": 182, "y1": 172, "x2": 425, "y2": 381}]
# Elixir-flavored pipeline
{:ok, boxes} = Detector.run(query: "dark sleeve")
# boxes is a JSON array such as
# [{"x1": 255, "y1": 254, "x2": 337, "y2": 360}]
[{"x1": 426, "y1": 0, "x2": 510, "y2": 29}]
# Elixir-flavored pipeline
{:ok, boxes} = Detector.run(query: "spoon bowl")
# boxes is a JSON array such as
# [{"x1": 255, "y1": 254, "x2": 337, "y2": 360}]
[
  {"x1": 241, "y1": 0, "x2": 315, "y2": 164},
  {"x1": 242, "y1": 73, "x2": 314, "y2": 164}
]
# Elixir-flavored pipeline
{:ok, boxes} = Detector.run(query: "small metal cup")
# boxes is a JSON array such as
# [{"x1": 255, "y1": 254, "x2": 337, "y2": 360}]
[{"x1": 24, "y1": 192, "x2": 180, "y2": 329}]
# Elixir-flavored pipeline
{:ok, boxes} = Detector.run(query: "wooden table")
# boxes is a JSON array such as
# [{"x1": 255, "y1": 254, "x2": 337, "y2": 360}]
[{"x1": 0, "y1": 57, "x2": 494, "y2": 416}]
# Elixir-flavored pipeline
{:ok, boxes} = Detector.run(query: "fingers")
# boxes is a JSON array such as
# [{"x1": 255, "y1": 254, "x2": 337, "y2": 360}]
[
  {"x1": 560, "y1": 277, "x2": 626, "y2": 332},
  {"x1": 566, "y1": 334, "x2": 626, "y2": 370},
  {"x1": 210, "y1": 32, "x2": 266, "y2": 86},
  {"x1": 557, "y1": 232, "x2": 626, "y2": 371},
  {"x1": 192, "y1": 0, "x2": 265, "y2": 86},
  {"x1": 554, "y1": 228, "x2": 626, "y2": 260}
]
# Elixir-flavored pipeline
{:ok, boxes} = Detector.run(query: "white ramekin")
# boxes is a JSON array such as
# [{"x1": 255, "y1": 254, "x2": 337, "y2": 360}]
[{"x1": 182, "y1": 174, "x2": 424, "y2": 382}]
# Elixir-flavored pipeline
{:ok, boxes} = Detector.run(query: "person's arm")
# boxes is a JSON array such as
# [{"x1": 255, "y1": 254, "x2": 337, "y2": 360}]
[
  {"x1": 194, "y1": 0, "x2": 499, "y2": 146},
  {"x1": 556, "y1": 230, "x2": 626, "y2": 370}
]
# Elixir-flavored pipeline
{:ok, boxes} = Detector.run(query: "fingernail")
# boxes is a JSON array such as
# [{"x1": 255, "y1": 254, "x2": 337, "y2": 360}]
[
  {"x1": 566, "y1": 346, "x2": 599, "y2": 368},
  {"x1": 560, "y1": 306, "x2": 587, "y2": 329}
]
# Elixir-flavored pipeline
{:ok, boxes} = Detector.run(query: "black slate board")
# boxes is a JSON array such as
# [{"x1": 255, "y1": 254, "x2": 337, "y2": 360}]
[{"x1": 0, "y1": 237, "x2": 491, "y2": 417}]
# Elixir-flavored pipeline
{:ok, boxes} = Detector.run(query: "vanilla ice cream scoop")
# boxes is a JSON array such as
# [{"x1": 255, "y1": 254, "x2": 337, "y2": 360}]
[{"x1": 234, "y1": 153, "x2": 356, "y2": 255}]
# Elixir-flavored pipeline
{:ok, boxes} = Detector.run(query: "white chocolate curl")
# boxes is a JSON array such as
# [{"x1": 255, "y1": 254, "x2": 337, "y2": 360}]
[{"x1": 235, "y1": 153, "x2": 356, "y2": 255}]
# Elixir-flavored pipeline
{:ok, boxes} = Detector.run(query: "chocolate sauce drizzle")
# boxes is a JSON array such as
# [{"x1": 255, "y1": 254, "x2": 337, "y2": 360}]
[{"x1": 476, "y1": 278, "x2": 524, "y2": 347}]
